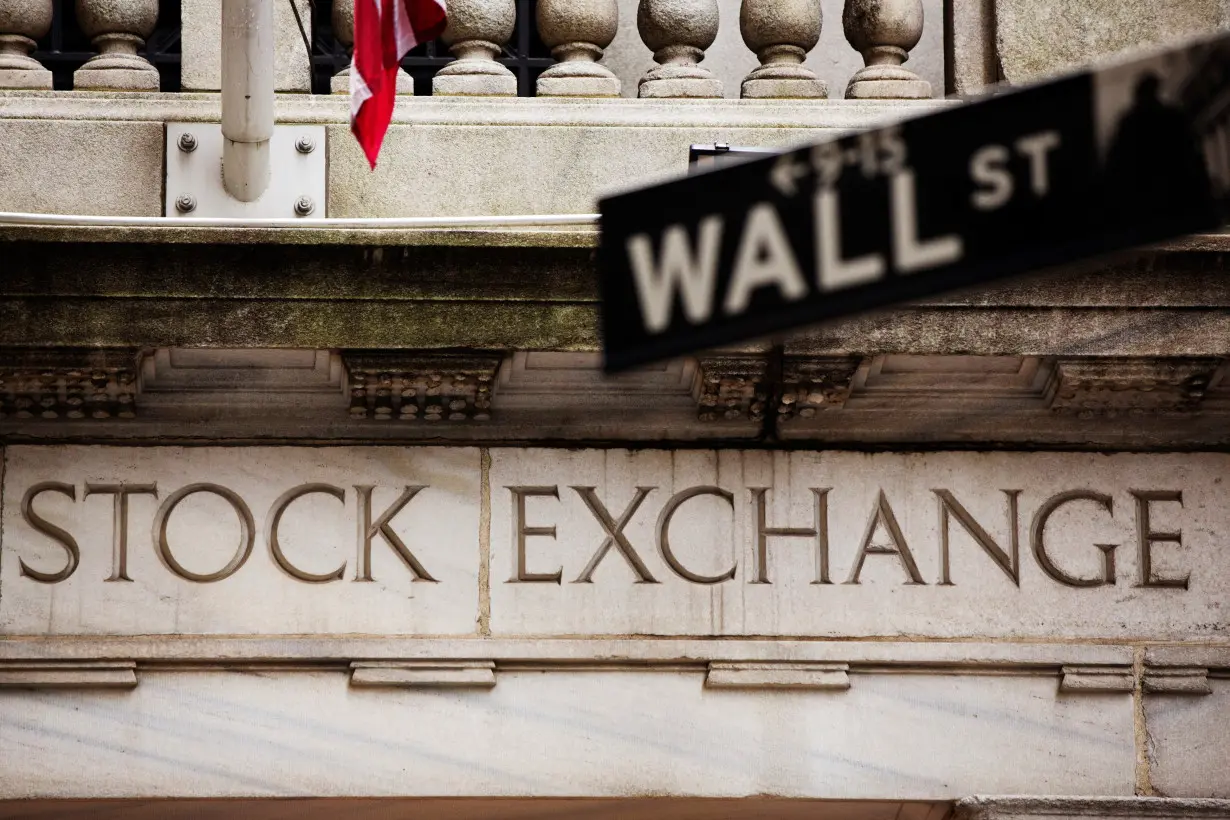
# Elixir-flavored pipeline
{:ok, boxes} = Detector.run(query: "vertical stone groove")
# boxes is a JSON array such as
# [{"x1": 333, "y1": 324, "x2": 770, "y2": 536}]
[
  {"x1": 1133, "y1": 646, "x2": 1155, "y2": 796},
  {"x1": 478, "y1": 447, "x2": 492, "y2": 637}
]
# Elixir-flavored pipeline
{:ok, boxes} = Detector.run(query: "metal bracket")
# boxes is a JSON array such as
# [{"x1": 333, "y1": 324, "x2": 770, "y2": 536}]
[{"x1": 165, "y1": 123, "x2": 327, "y2": 219}]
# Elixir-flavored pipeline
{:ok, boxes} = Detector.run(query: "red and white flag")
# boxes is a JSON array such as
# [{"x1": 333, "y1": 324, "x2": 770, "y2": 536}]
[{"x1": 351, "y1": 0, "x2": 447, "y2": 168}]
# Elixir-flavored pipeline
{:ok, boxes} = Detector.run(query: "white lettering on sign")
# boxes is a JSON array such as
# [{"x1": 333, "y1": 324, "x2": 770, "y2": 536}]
[
  {"x1": 816, "y1": 187, "x2": 886, "y2": 290},
  {"x1": 628, "y1": 126, "x2": 1071, "y2": 335},
  {"x1": 890, "y1": 170, "x2": 965, "y2": 273},
  {"x1": 971, "y1": 130, "x2": 1064, "y2": 212},
  {"x1": 626, "y1": 217, "x2": 723, "y2": 333},
  {"x1": 723, "y1": 203, "x2": 808, "y2": 315}
]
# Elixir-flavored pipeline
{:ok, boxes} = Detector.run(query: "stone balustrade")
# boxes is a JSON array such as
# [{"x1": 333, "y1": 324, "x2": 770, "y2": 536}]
[{"x1": 0, "y1": 0, "x2": 937, "y2": 99}]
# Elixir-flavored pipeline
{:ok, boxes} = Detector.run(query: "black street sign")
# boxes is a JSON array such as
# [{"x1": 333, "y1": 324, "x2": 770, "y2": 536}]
[{"x1": 598, "y1": 32, "x2": 1230, "y2": 372}]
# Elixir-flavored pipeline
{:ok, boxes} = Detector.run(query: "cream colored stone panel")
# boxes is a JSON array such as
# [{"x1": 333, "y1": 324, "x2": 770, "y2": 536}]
[
  {"x1": 1146, "y1": 678, "x2": 1230, "y2": 798},
  {"x1": 327, "y1": 121, "x2": 826, "y2": 217},
  {"x1": 995, "y1": 0, "x2": 1225, "y2": 85},
  {"x1": 181, "y1": 0, "x2": 313, "y2": 92},
  {"x1": 0, "y1": 446, "x2": 481, "y2": 636},
  {"x1": 0, "y1": 670, "x2": 1135, "y2": 798},
  {"x1": 0, "y1": 121, "x2": 163, "y2": 216},
  {"x1": 488, "y1": 449, "x2": 1230, "y2": 639}
]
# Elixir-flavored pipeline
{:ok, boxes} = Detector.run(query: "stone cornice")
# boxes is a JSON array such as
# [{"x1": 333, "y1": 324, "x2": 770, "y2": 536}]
[
  {"x1": 0, "y1": 348, "x2": 1223, "y2": 445},
  {"x1": 955, "y1": 798, "x2": 1230, "y2": 820},
  {"x1": 0, "y1": 91, "x2": 953, "y2": 128}
]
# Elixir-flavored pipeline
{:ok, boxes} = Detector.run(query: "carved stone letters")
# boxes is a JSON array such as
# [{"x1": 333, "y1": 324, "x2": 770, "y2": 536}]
[
  {"x1": 14, "y1": 480, "x2": 439, "y2": 585},
  {"x1": 6, "y1": 466, "x2": 1201, "y2": 594}
]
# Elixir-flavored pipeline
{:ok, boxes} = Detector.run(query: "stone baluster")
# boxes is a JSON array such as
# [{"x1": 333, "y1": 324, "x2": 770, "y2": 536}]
[
  {"x1": 636, "y1": 0, "x2": 722, "y2": 98},
  {"x1": 74, "y1": 0, "x2": 160, "y2": 90},
  {"x1": 739, "y1": 0, "x2": 825, "y2": 99},
  {"x1": 535, "y1": 0, "x2": 619, "y2": 97},
  {"x1": 0, "y1": 0, "x2": 53, "y2": 89},
  {"x1": 842, "y1": 0, "x2": 930, "y2": 99},
  {"x1": 433, "y1": 0, "x2": 516, "y2": 96},
  {"x1": 330, "y1": 0, "x2": 412, "y2": 94}
]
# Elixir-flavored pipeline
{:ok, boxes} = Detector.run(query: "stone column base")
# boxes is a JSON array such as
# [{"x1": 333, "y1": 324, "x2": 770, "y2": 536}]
[
  {"x1": 639, "y1": 65, "x2": 723, "y2": 99},
  {"x1": 74, "y1": 59, "x2": 160, "y2": 91},
  {"x1": 537, "y1": 64, "x2": 620, "y2": 98},
  {"x1": 0, "y1": 66, "x2": 53, "y2": 89},
  {"x1": 332, "y1": 67, "x2": 414, "y2": 95},
  {"x1": 742, "y1": 77, "x2": 828, "y2": 99},
  {"x1": 433, "y1": 65, "x2": 517, "y2": 97},
  {"x1": 845, "y1": 65, "x2": 931, "y2": 100}
]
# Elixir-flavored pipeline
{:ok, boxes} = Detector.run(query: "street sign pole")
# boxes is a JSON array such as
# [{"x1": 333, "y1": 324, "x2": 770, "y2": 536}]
[{"x1": 598, "y1": 31, "x2": 1230, "y2": 372}]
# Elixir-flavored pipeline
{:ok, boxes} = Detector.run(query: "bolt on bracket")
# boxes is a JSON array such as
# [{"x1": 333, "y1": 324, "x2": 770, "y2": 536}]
[{"x1": 164, "y1": 123, "x2": 327, "y2": 219}]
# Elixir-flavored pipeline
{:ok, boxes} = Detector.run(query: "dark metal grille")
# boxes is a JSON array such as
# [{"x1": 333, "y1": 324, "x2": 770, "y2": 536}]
[
  {"x1": 309, "y1": 0, "x2": 553, "y2": 96},
  {"x1": 31, "y1": 0, "x2": 182, "y2": 91}
]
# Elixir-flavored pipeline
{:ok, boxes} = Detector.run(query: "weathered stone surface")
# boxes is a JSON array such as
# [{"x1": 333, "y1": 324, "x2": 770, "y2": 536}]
[
  {"x1": 0, "y1": 446, "x2": 481, "y2": 635},
  {"x1": 605, "y1": 0, "x2": 942, "y2": 99},
  {"x1": 0, "y1": 120, "x2": 163, "y2": 216},
  {"x1": 843, "y1": 0, "x2": 931, "y2": 98},
  {"x1": 995, "y1": 0, "x2": 1225, "y2": 85},
  {"x1": 432, "y1": 70, "x2": 518, "y2": 96},
  {"x1": 0, "y1": 93, "x2": 946, "y2": 219},
  {"x1": 0, "y1": 669, "x2": 1134, "y2": 797},
  {"x1": 181, "y1": 0, "x2": 312, "y2": 91},
  {"x1": 537, "y1": 0, "x2": 622, "y2": 97},
  {"x1": 487, "y1": 449, "x2": 1230, "y2": 639},
  {"x1": 0, "y1": 0, "x2": 53, "y2": 90},
  {"x1": 324, "y1": 113, "x2": 839, "y2": 217},
  {"x1": 1147, "y1": 678, "x2": 1230, "y2": 797},
  {"x1": 637, "y1": 0, "x2": 724, "y2": 97},
  {"x1": 739, "y1": 0, "x2": 827, "y2": 98},
  {"x1": 0, "y1": 0, "x2": 51, "y2": 38},
  {"x1": 434, "y1": 0, "x2": 517, "y2": 96},
  {"x1": 0, "y1": 64, "x2": 52, "y2": 89},
  {"x1": 73, "y1": 0, "x2": 160, "y2": 91},
  {"x1": 5, "y1": 447, "x2": 1228, "y2": 640},
  {"x1": 957, "y1": 797, "x2": 1230, "y2": 820},
  {"x1": 945, "y1": 0, "x2": 998, "y2": 94}
]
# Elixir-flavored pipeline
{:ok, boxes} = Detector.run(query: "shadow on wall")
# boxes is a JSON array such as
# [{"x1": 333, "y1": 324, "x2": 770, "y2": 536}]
[{"x1": 602, "y1": 0, "x2": 945, "y2": 99}]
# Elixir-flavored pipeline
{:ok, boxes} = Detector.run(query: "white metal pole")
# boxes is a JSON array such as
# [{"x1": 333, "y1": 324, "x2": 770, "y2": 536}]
[{"x1": 221, "y1": 0, "x2": 275, "y2": 203}]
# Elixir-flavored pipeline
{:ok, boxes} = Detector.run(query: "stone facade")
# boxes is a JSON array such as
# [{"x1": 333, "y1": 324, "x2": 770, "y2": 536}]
[{"x1": 0, "y1": 0, "x2": 1228, "y2": 815}]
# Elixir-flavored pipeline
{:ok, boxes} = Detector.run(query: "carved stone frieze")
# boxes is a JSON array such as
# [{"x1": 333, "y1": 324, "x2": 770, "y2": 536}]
[
  {"x1": 0, "y1": 349, "x2": 139, "y2": 420},
  {"x1": 694, "y1": 355, "x2": 768, "y2": 423},
  {"x1": 343, "y1": 352, "x2": 502, "y2": 422},
  {"x1": 777, "y1": 356, "x2": 862, "y2": 422},
  {"x1": 1047, "y1": 358, "x2": 1223, "y2": 417}
]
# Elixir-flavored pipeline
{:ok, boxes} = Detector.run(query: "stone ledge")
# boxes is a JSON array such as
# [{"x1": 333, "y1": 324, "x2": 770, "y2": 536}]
[
  {"x1": 0, "y1": 224, "x2": 601, "y2": 247},
  {"x1": 1144, "y1": 667, "x2": 1213, "y2": 696},
  {"x1": 1145, "y1": 646, "x2": 1230, "y2": 670},
  {"x1": 0, "y1": 92, "x2": 953, "y2": 128},
  {"x1": 0, "y1": 637, "x2": 1140, "y2": 666},
  {"x1": 0, "y1": 660, "x2": 137, "y2": 689},
  {"x1": 705, "y1": 661, "x2": 851, "y2": 690},
  {"x1": 1059, "y1": 665, "x2": 1135, "y2": 694},
  {"x1": 955, "y1": 797, "x2": 1230, "y2": 820},
  {"x1": 350, "y1": 660, "x2": 497, "y2": 689}
]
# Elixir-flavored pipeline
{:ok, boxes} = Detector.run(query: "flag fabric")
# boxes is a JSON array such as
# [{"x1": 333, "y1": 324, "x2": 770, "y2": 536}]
[{"x1": 351, "y1": 0, "x2": 447, "y2": 168}]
